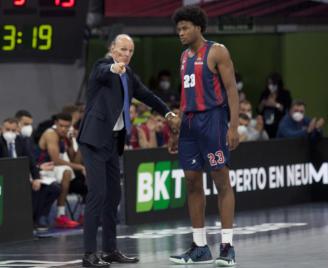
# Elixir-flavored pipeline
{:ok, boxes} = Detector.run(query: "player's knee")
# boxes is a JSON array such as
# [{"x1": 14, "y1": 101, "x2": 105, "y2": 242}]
[{"x1": 186, "y1": 179, "x2": 203, "y2": 194}]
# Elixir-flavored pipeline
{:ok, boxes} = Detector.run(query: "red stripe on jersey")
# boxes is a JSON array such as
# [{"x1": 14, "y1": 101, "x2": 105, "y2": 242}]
[
  {"x1": 194, "y1": 46, "x2": 207, "y2": 111},
  {"x1": 213, "y1": 75, "x2": 223, "y2": 105},
  {"x1": 180, "y1": 51, "x2": 188, "y2": 112}
]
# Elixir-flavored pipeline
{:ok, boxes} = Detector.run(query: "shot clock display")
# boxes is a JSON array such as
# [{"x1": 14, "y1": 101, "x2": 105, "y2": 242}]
[{"x1": 0, "y1": 0, "x2": 88, "y2": 62}]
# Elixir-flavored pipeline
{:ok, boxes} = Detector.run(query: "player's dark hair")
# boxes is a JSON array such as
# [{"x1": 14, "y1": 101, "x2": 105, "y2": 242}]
[
  {"x1": 55, "y1": 113, "x2": 72, "y2": 122},
  {"x1": 172, "y1": 6, "x2": 208, "y2": 33}
]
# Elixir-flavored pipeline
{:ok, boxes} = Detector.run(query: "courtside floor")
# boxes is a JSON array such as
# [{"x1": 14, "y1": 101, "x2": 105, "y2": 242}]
[{"x1": 0, "y1": 203, "x2": 327, "y2": 267}]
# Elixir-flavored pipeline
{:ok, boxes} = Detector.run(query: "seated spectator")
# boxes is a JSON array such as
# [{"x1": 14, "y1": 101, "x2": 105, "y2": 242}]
[
  {"x1": 36, "y1": 113, "x2": 87, "y2": 228},
  {"x1": 15, "y1": 110, "x2": 34, "y2": 138},
  {"x1": 127, "y1": 103, "x2": 140, "y2": 149},
  {"x1": 133, "y1": 100, "x2": 151, "y2": 125},
  {"x1": 239, "y1": 100, "x2": 269, "y2": 141},
  {"x1": 153, "y1": 70, "x2": 179, "y2": 106},
  {"x1": 235, "y1": 72, "x2": 246, "y2": 102},
  {"x1": 258, "y1": 72, "x2": 292, "y2": 138},
  {"x1": 137, "y1": 111, "x2": 169, "y2": 149},
  {"x1": 237, "y1": 113, "x2": 250, "y2": 142},
  {"x1": 0, "y1": 118, "x2": 60, "y2": 233},
  {"x1": 276, "y1": 100, "x2": 325, "y2": 139}
]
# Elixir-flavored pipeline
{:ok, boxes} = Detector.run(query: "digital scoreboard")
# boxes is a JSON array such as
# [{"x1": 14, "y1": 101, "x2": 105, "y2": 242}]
[{"x1": 0, "y1": 0, "x2": 88, "y2": 62}]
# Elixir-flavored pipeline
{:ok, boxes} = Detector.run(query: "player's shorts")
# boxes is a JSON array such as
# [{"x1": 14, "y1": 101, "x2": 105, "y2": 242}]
[
  {"x1": 40, "y1": 165, "x2": 75, "y2": 184},
  {"x1": 178, "y1": 106, "x2": 230, "y2": 171}
]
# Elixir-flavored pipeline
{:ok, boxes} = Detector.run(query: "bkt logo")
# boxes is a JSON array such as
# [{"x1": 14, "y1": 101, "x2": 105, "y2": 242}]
[{"x1": 136, "y1": 161, "x2": 186, "y2": 213}]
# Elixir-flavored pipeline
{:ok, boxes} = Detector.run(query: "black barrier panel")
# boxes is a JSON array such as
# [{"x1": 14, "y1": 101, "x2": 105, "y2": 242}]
[
  {"x1": 0, "y1": 157, "x2": 33, "y2": 243},
  {"x1": 123, "y1": 138, "x2": 328, "y2": 225}
]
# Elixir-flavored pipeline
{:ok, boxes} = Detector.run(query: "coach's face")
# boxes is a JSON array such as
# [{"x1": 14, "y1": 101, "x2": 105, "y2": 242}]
[
  {"x1": 111, "y1": 37, "x2": 134, "y2": 65},
  {"x1": 176, "y1": 20, "x2": 201, "y2": 46}
]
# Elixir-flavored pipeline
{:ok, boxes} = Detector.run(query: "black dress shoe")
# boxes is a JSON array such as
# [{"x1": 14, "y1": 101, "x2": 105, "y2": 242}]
[
  {"x1": 82, "y1": 253, "x2": 110, "y2": 267},
  {"x1": 102, "y1": 250, "x2": 139, "y2": 263}
]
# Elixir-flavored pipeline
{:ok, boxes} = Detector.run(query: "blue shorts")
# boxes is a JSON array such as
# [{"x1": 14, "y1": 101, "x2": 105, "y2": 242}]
[{"x1": 178, "y1": 106, "x2": 230, "y2": 171}]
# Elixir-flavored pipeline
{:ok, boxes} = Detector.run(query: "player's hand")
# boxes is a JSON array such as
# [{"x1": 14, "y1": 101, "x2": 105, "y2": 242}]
[
  {"x1": 32, "y1": 179, "x2": 42, "y2": 191},
  {"x1": 111, "y1": 62, "x2": 126, "y2": 75},
  {"x1": 40, "y1": 161, "x2": 54, "y2": 171},
  {"x1": 166, "y1": 112, "x2": 181, "y2": 134},
  {"x1": 227, "y1": 127, "x2": 239, "y2": 151},
  {"x1": 168, "y1": 132, "x2": 179, "y2": 154}
]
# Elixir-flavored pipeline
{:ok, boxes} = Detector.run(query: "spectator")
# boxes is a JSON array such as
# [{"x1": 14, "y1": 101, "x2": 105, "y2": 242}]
[
  {"x1": 153, "y1": 70, "x2": 179, "y2": 105},
  {"x1": 258, "y1": 72, "x2": 292, "y2": 138},
  {"x1": 15, "y1": 110, "x2": 33, "y2": 138},
  {"x1": 133, "y1": 100, "x2": 151, "y2": 125},
  {"x1": 239, "y1": 100, "x2": 269, "y2": 141},
  {"x1": 36, "y1": 113, "x2": 87, "y2": 228},
  {"x1": 0, "y1": 118, "x2": 60, "y2": 232},
  {"x1": 137, "y1": 111, "x2": 169, "y2": 148},
  {"x1": 276, "y1": 100, "x2": 325, "y2": 139},
  {"x1": 127, "y1": 103, "x2": 140, "y2": 149},
  {"x1": 235, "y1": 72, "x2": 246, "y2": 102},
  {"x1": 237, "y1": 113, "x2": 250, "y2": 142}
]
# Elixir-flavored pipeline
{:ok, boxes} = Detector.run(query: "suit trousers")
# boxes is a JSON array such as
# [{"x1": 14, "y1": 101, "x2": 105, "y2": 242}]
[{"x1": 79, "y1": 135, "x2": 121, "y2": 253}]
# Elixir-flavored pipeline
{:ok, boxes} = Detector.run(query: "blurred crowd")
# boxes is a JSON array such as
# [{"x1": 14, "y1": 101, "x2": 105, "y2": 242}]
[{"x1": 0, "y1": 69, "x2": 325, "y2": 234}]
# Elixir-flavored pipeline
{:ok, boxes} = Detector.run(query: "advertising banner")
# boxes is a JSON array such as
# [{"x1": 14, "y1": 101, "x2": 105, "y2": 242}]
[
  {"x1": 0, "y1": 158, "x2": 33, "y2": 243},
  {"x1": 123, "y1": 138, "x2": 328, "y2": 224}
]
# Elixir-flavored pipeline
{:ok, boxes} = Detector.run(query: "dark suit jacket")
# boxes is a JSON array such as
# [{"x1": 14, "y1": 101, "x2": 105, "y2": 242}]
[
  {"x1": 0, "y1": 135, "x2": 40, "y2": 179},
  {"x1": 77, "y1": 57, "x2": 170, "y2": 155}
]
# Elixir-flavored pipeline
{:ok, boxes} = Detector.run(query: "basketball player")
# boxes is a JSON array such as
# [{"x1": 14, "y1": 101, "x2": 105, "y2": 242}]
[{"x1": 169, "y1": 6, "x2": 239, "y2": 267}]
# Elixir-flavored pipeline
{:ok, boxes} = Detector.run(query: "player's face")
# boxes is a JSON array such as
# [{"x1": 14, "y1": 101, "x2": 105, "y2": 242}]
[
  {"x1": 55, "y1": 119, "x2": 71, "y2": 138},
  {"x1": 111, "y1": 37, "x2": 134, "y2": 65},
  {"x1": 176, "y1": 20, "x2": 200, "y2": 46}
]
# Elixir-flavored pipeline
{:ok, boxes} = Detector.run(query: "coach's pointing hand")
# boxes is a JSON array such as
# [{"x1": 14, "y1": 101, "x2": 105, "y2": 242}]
[{"x1": 111, "y1": 62, "x2": 126, "y2": 75}]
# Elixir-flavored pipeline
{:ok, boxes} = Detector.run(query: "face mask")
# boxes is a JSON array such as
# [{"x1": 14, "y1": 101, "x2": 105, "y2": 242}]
[
  {"x1": 268, "y1": 83, "x2": 278, "y2": 93},
  {"x1": 159, "y1": 80, "x2": 170, "y2": 91},
  {"x1": 292, "y1": 112, "x2": 304, "y2": 122},
  {"x1": 3, "y1": 131, "x2": 17, "y2": 143},
  {"x1": 21, "y1": 125, "x2": 33, "y2": 137},
  {"x1": 237, "y1": 125, "x2": 248, "y2": 135},
  {"x1": 237, "y1": 82, "x2": 243, "y2": 91},
  {"x1": 246, "y1": 112, "x2": 252, "y2": 119}
]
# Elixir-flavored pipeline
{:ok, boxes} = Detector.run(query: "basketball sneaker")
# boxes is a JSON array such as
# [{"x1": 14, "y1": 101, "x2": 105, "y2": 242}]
[
  {"x1": 215, "y1": 243, "x2": 236, "y2": 267},
  {"x1": 169, "y1": 242, "x2": 213, "y2": 264}
]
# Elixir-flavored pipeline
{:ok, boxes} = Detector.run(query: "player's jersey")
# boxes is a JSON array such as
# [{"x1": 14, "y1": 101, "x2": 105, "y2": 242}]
[{"x1": 180, "y1": 41, "x2": 227, "y2": 112}]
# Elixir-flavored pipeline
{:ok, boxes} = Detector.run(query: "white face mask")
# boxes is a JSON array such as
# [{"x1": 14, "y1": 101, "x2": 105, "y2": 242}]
[
  {"x1": 292, "y1": 112, "x2": 304, "y2": 122},
  {"x1": 237, "y1": 82, "x2": 243, "y2": 91},
  {"x1": 268, "y1": 83, "x2": 278, "y2": 93},
  {"x1": 237, "y1": 125, "x2": 248, "y2": 136},
  {"x1": 159, "y1": 80, "x2": 170, "y2": 91},
  {"x1": 3, "y1": 131, "x2": 17, "y2": 143},
  {"x1": 21, "y1": 125, "x2": 33, "y2": 137}
]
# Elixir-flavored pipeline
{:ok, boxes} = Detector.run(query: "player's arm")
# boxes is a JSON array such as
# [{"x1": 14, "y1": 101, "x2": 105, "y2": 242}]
[
  {"x1": 211, "y1": 44, "x2": 239, "y2": 150},
  {"x1": 45, "y1": 132, "x2": 85, "y2": 171}
]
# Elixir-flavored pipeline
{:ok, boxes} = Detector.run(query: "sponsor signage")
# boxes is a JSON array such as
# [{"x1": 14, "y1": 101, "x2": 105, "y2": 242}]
[{"x1": 124, "y1": 138, "x2": 328, "y2": 224}]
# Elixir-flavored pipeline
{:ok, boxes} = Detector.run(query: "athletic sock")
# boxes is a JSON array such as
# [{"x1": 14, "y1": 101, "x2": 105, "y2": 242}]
[
  {"x1": 221, "y1": 228, "x2": 233, "y2": 245},
  {"x1": 192, "y1": 227, "x2": 207, "y2": 246},
  {"x1": 57, "y1": 206, "x2": 65, "y2": 217}
]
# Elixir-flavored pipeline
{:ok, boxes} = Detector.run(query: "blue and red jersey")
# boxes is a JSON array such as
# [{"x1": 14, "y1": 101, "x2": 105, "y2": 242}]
[{"x1": 180, "y1": 41, "x2": 227, "y2": 112}]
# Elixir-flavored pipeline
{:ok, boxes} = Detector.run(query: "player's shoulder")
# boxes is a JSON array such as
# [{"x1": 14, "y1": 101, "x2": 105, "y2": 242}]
[
  {"x1": 209, "y1": 42, "x2": 228, "y2": 53},
  {"x1": 208, "y1": 41, "x2": 230, "y2": 59}
]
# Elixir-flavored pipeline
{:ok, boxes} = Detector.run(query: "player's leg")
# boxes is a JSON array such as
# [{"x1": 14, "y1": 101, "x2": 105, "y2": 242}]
[
  {"x1": 169, "y1": 113, "x2": 213, "y2": 265},
  {"x1": 211, "y1": 167, "x2": 236, "y2": 267},
  {"x1": 199, "y1": 107, "x2": 236, "y2": 267}
]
